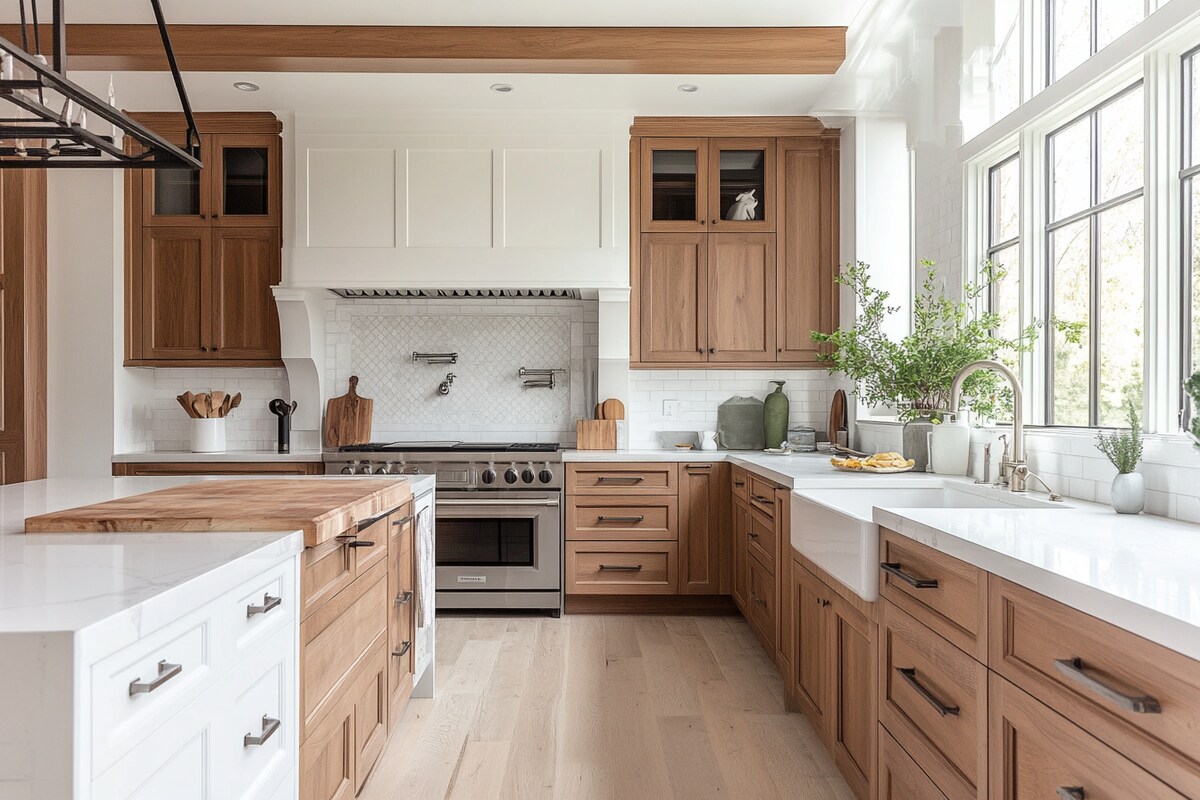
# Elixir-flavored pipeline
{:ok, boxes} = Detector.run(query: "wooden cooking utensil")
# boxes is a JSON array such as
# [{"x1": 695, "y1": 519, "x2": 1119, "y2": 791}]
[
  {"x1": 177, "y1": 394, "x2": 197, "y2": 418},
  {"x1": 600, "y1": 398, "x2": 625, "y2": 421},
  {"x1": 220, "y1": 394, "x2": 233, "y2": 418},
  {"x1": 230, "y1": 392, "x2": 242, "y2": 411},
  {"x1": 595, "y1": 403, "x2": 604, "y2": 420},
  {"x1": 210, "y1": 391, "x2": 227, "y2": 415},
  {"x1": 828, "y1": 389, "x2": 848, "y2": 444},
  {"x1": 324, "y1": 376, "x2": 374, "y2": 447},
  {"x1": 192, "y1": 397, "x2": 208, "y2": 419}
]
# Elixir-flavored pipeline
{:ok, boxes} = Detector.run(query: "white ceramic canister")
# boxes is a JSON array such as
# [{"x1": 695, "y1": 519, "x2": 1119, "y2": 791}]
[
  {"x1": 926, "y1": 414, "x2": 970, "y2": 475},
  {"x1": 699, "y1": 431, "x2": 719, "y2": 451},
  {"x1": 192, "y1": 418, "x2": 227, "y2": 454}
]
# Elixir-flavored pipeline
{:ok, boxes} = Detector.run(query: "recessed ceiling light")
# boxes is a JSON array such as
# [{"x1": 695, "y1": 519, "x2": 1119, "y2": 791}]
[
  {"x1": 677, "y1": 84, "x2": 699, "y2": 93},
  {"x1": 490, "y1": 83, "x2": 514, "y2": 93},
  {"x1": 232, "y1": 81, "x2": 260, "y2": 92}
]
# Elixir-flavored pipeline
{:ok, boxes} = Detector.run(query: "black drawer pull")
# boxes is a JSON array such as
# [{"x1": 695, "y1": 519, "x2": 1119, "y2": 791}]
[
  {"x1": 336, "y1": 534, "x2": 375, "y2": 548},
  {"x1": 1056, "y1": 789, "x2": 1085, "y2": 800},
  {"x1": 393, "y1": 515, "x2": 414, "y2": 527},
  {"x1": 751, "y1": 495, "x2": 773, "y2": 505},
  {"x1": 355, "y1": 511, "x2": 390, "y2": 532},
  {"x1": 1053, "y1": 658, "x2": 1162, "y2": 714},
  {"x1": 734, "y1": 480, "x2": 746, "y2": 487},
  {"x1": 392, "y1": 641, "x2": 412, "y2": 659},
  {"x1": 596, "y1": 476, "x2": 645, "y2": 484},
  {"x1": 246, "y1": 593, "x2": 281, "y2": 617},
  {"x1": 598, "y1": 564, "x2": 643, "y2": 572},
  {"x1": 896, "y1": 667, "x2": 959, "y2": 716},
  {"x1": 597, "y1": 515, "x2": 645, "y2": 523},
  {"x1": 881, "y1": 562, "x2": 938, "y2": 589},
  {"x1": 395, "y1": 590, "x2": 413, "y2": 606},
  {"x1": 244, "y1": 716, "x2": 281, "y2": 747}
]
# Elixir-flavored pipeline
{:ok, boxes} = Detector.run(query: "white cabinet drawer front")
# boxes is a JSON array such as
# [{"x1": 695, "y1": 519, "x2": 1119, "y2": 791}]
[
  {"x1": 91, "y1": 724, "x2": 211, "y2": 800},
  {"x1": 91, "y1": 613, "x2": 214, "y2": 776},
  {"x1": 216, "y1": 628, "x2": 294, "y2": 800},
  {"x1": 229, "y1": 559, "x2": 296, "y2": 660}
]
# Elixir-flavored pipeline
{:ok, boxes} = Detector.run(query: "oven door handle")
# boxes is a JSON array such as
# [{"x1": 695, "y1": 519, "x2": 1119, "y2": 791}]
[{"x1": 437, "y1": 498, "x2": 560, "y2": 508}]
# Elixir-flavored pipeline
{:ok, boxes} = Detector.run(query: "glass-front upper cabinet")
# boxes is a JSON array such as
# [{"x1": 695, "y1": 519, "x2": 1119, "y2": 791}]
[
  {"x1": 142, "y1": 132, "x2": 279, "y2": 227},
  {"x1": 142, "y1": 133, "x2": 211, "y2": 226},
  {"x1": 641, "y1": 138, "x2": 710, "y2": 231},
  {"x1": 707, "y1": 138, "x2": 775, "y2": 232},
  {"x1": 212, "y1": 133, "x2": 280, "y2": 227}
]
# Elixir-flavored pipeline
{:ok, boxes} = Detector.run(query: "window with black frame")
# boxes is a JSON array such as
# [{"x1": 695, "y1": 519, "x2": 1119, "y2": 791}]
[{"x1": 1045, "y1": 82, "x2": 1146, "y2": 427}]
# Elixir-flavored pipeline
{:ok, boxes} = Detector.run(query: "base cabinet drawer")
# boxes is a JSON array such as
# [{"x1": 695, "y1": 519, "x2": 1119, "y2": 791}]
[
  {"x1": 989, "y1": 674, "x2": 1186, "y2": 800},
  {"x1": 747, "y1": 553, "x2": 776, "y2": 652},
  {"x1": 878, "y1": 724, "x2": 949, "y2": 800},
  {"x1": 566, "y1": 541, "x2": 678, "y2": 594},
  {"x1": 879, "y1": 602, "x2": 986, "y2": 800},
  {"x1": 218, "y1": 632, "x2": 294, "y2": 800},
  {"x1": 300, "y1": 689, "x2": 355, "y2": 800},
  {"x1": 567, "y1": 495, "x2": 678, "y2": 540},
  {"x1": 567, "y1": 463, "x2": 678, "y2": 495},
  {"x1": 990, "y1": 577, "x2": 1200, "y2": 788},
  {"x1": 353, "y1": 643, "x2": 389, "y2": 793},
  {"x1": 92, "y1": 726, "x2": 211, "y2": 800}
]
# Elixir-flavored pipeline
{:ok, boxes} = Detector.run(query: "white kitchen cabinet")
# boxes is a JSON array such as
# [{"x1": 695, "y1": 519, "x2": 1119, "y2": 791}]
[{"x1": 289, "y1": 114, "x2": 629, "y2": 289}]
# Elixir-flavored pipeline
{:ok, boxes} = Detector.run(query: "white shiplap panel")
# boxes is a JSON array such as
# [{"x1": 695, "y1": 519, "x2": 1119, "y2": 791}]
[
  {"x1": 306, "y1": 148, "x2": 396, "y2": 248},
  {"x1": 405, "y1": 148, "x2": 493, "y2": 248},
  {"x1": 502, "y1": 149, "x2": 603, "y2": 249}
]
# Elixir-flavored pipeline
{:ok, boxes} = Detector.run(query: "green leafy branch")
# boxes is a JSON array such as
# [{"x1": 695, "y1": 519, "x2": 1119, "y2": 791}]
[{"x1": 1095, "y1": 399, "x2": 1144, "y2": 474}]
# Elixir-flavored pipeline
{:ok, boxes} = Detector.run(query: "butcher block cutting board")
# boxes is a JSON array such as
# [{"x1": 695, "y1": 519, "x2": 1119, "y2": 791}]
[
  {"x1": 24, "y1": 479, "x2": 411, "y2": 548},
  {"x1": 324, "y1": 376, "x2": 373, "y2": 448}
]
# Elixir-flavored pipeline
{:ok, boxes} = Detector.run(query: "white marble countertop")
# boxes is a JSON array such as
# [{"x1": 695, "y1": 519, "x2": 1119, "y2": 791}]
[
  {"x1": 0, "y1": 475, "x2": 432, "y2": 641},
  {"x1": 874, "y1": 503, "x2": 1200, "y2": 660},
  {"x1": 112, "y1": 449, "x2": 324, "y2": 463}
]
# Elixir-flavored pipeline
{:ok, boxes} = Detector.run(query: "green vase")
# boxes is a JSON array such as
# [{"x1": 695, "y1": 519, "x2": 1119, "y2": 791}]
[{"x1": 763, "y1": 381, "x2": 789, "y2": 449}]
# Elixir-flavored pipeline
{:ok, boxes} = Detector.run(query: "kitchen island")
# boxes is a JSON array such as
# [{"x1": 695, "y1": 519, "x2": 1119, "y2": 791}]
[{"x1": 0, "y1": 474, "x2": 434, "y2": 800}]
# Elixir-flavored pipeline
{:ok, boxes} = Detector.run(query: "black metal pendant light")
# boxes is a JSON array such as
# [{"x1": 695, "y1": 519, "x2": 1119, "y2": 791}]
[{"x1": 0, "y1": 0, "x2": 202, "y2": 169}]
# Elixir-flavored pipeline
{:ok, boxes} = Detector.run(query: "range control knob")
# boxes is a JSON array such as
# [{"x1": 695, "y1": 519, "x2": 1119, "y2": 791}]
[
  {"x1": 481, "y1": 468, "x2": 497, "y2": 485},
  {"x1": 341, "y1": 461, "x2": 361, "y2": 475},
  {"x1": 521, "y1": 466, "x2": 536, "y2": 484},
  {"x1": 503, "y1": 467, "x2": 519, "y2": 485},
  {"x1": 376, "y1": 462, "x2": 393, "y2": 475},
  {"x1": 539, "y1": 468, "x2": 554, "y2": 484}
]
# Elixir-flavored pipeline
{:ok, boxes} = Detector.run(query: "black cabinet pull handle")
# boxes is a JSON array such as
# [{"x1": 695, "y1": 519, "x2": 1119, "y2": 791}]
[
  {"x1": 598, "y1": 564, "x2": 643, "y2": 572},
  {"x1": 896, "y1": 667, "x2": 959, "y2": 716},
  {"x1": 392, "y1": 641, "x2": 412, "y2": 658},
  {"x1": 597, "y1": 515, "x2": 645, "y2": 523},
  {"x1": 734, "y1": 480, "x2": 746, "y2": 487},
  {"x1": 597, "y1": 476, "x2": 645, "y2": 484},
  {"x1": 337, "y1": 534, "x2": 376, "y2": 548},
  {"x1": 751, "y1": 495, "x2": 773, "y2": 505},
  {"x1": 881, "y1": 562, "x2": 938, "y2": 589},
  {"x1": 395, "y1": 590, "x2": 413, "y2": 606},
  {"x1": 1053, "y1": 658, "x2": 1162, "y2": 714},
  {"x1": 355, "y1": 511, "x2": 390, "y2": 532},
  {"x1": 393, "y1": 515, "x2": 414, "y2": 526},
  {"x1": 1057, "y1": 788, "x2": 1085, "y2": 800}
]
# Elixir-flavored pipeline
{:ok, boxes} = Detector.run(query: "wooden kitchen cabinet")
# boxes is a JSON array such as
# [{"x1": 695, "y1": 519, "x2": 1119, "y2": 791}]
[
  {"x1": 678, "y1": 462, "x2": 725, "y2": 594},
  {"x1": 706, "y1": 233, "x2": 776, "y2": 362},
  {"x1": 731, "y1": 495, "x2": 750, "y2": 612},
  {"x1": 791, "y1": 559, "x2": 830, "y2": 735},
  {"x1": 830, "y1": 591, "x2": 874, "y2": 800},
  {"x1": 387, "y1": 506, "x2": 416, "y2": 728},
  {"x1": 630, "y1": 118, "x2": 839, "y2": 369},
  {"x1": 126, "y1": 112, "x2": 283, "y2": 367}
]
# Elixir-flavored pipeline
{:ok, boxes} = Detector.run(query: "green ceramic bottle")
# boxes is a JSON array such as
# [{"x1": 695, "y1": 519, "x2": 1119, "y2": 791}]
[{"x1": 763, "y1": 381, "x2": 789, "y2": 449}]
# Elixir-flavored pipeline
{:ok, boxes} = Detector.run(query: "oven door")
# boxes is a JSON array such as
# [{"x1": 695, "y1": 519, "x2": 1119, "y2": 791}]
[{"x1": 434, "y1": 491, "x2": 561, "y2": 592}]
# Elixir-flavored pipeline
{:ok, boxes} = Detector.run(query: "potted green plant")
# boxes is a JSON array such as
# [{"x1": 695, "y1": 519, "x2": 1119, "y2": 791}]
[
  {"x1": 1095, "y1": 399, "x2": 1145, "y2": 514},
  {"x1": 1186, "y1": 370, "x2": 1200, "y2": 448},
  {"x1": 812, "y1": 260, "x2": 1042, "y2": 469}
]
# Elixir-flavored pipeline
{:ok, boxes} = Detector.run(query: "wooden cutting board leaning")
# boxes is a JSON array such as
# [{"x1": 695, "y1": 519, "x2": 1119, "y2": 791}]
[{"x1": 324, "y1": 375, "x2": 373, "y2": 448}]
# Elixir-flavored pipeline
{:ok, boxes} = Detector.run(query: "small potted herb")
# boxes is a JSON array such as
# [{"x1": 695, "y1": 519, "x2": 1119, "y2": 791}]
[{"x1": 1095, "y1": 399, "x2": 1145, "y2": 514}]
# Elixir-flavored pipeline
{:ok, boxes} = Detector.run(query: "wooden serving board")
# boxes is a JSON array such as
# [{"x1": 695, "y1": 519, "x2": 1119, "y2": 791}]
[
  {"x1": 24, "y1": 478, "x2": 411, "y2": 548},
  {"x1": 324, "y1": 376, "x2": 373, "y2": 448}
]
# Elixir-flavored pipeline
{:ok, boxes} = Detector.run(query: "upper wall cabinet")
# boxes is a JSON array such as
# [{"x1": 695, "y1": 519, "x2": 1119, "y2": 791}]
[
  {"x1": 290, "y1": 115, "x2": 629, "y2": 289},
  {"x1": 631, "y1": 118, "x2": 839, "y2": 369},
  {"x1": 125, "y1": 113, "x2": 283, "y2": 367}
]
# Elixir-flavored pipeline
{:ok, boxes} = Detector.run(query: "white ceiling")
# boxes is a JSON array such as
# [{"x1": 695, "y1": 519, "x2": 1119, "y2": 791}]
[
  {"x1": 75, "y1": 71, "x2": 836, "y2": 116},
  {"x1": 17, "y1": 0, "x2": 870, "y2": 27}
]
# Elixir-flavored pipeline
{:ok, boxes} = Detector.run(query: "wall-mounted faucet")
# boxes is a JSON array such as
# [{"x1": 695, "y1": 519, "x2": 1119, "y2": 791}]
[{"x1": 438, "y1": 373, "x2": 456, "y2": 395}]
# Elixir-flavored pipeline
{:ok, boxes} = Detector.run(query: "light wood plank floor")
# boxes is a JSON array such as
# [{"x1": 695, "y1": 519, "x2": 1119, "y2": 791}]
[{"x1": 360, "y1": 614, "x2": 855, "y2": 800}]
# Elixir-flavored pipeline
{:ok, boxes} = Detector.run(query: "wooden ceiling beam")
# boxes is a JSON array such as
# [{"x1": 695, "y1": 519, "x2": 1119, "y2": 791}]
[{"x1": 0, "y1": 24, "x2": 846, "y2": 75}]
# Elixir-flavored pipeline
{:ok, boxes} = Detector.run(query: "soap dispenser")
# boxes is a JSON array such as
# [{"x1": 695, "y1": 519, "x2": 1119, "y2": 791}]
[{"x1": 763, "y1": 381, "x2": 789, "y2": 449}]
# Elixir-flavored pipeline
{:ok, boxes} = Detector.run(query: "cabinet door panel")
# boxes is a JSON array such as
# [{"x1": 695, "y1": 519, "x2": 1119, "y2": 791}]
[
  {"x1": 354, "y1": 644, "x2": 389, "y2": 793},
  {"x1": 679, "y1": 462, "x2": 722, "y2": 594},
  {"x1": 777, "y1": 138, "x2": 838, "y2": 364},
  {"x1": 300, "y1": 693, "x2": 355, "y2": 800},
  {"x1": 211, "y1": 228, "x2": 281, "y2": 360},
  {"x1": 792, "y1": 561, "x2": 830, "y2": 739},
  {"x1": 212, "y1": 133, "x2": 281, "y2": 227},
  {"x1": 640, "y1": 138, "x2": 708, "y2": 232},
  {"x1": 731, "y1": 498, "x2": 749, "y2": 612},
  {"x1": 142, "y1": 132, "x2": 211, "y2": 226},
  {"x1": 707, "y1": 138, "x2": 775, "y2": 232},
  {"x1": 388, "y1": 509, "x2": 415, "y2": 728},
  {"x1": 707, "y1": 233, "x2": 776, "y2": 361},
  {"x1": 832, "y1": 595, "x2": 874, "y2": 800},
  {"x1": 140, "y1": 227, "x2": 211, "y2": 360},
  {"x1": 639, "y1": 233, "x2": 708, "y2": 362}
]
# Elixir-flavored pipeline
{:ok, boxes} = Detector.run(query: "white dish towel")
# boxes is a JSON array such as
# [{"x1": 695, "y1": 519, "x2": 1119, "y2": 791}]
[{"x1": 415, "y1": 506, "x2": 436, "y2": 628}]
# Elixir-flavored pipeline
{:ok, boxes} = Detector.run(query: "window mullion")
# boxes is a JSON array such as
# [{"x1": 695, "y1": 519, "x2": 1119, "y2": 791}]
[{"x1": 1089, "y1": 110, "x2": 1102, "y2": 427}]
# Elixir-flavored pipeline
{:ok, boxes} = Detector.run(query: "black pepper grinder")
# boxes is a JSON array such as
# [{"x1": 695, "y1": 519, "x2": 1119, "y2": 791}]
[{"x1": 269, "y1": 399, "x2": 298, "y2": 454}]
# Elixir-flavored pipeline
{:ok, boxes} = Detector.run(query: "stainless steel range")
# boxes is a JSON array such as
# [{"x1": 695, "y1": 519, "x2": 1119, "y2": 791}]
[{"x1": 324, "y1": 442, "x2": 563, "y2": 616}]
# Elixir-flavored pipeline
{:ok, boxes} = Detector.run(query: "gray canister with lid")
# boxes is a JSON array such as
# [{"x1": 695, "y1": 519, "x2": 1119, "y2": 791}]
[{"x1": 717, "y1": 396, "x2": 766, "y2": 450}]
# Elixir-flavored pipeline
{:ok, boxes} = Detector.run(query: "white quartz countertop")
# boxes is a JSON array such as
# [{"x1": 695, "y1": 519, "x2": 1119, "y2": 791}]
[
  {"x1": 874, "y1": 503, "x2": 1200, "y2": 660},
  {"x1": 0, "y1": 475, "x2": 431, "y2": 638},
  {"x1": 112, "y1": 449, "x2": 324, "y2": 463}
]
